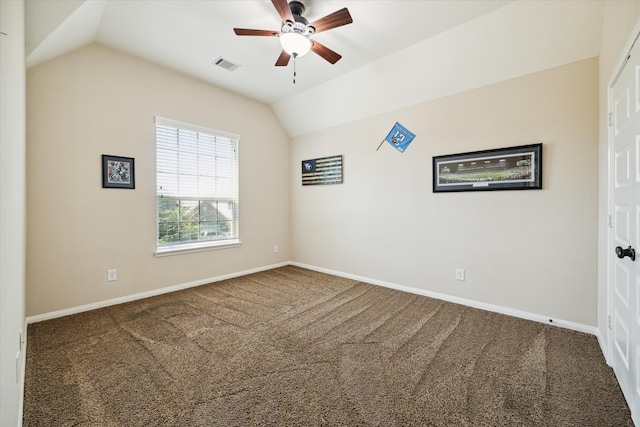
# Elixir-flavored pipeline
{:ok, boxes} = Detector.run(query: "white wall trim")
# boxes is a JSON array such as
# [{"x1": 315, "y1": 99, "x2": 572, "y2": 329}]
[
  {"x1": 291, "y1": 262, "x2": 597, "y2": 336},
  {"x1": 27, "y1": 260, "x2": 596, "y2": 337},
  {"x1": 26, "y1": 262, "x2": 289, "y2": 324},
  {"x1": 18, "y1": 318, "x2": 27, "y2": 427},
  {"x1": 596, "y1": 327, "x2": 607, "y2": 359}
]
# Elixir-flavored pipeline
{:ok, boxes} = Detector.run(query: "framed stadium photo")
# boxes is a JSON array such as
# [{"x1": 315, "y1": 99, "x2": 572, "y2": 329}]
[{"x1": 433, "y1": 143, "x2": 542, "y2": 193}]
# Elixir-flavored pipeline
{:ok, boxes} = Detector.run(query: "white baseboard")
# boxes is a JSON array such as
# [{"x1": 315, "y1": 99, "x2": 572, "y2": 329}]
[
  {"x1": 26, "y1": 262, "x2": 289, "y2": 324},
  {"x1": 290, "y1": 262, "x2": 597, "y2": 336},
  {"x1": 27, "y1": 260, "x2": 597, "y2": 338}
]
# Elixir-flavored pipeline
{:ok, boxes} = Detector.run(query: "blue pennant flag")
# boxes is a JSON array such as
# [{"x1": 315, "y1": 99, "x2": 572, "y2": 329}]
[{"x1": 382, "y1": 122, "x2": 416, "y2": 153}]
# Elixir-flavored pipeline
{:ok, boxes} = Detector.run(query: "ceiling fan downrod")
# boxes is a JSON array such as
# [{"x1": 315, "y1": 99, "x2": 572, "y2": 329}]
[{"x1": 289, "y1": 1, "x2": 306, "y2": 20}]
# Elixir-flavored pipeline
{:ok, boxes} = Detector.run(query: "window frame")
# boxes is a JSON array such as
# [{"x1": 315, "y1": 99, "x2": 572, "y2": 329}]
[{"x1": 154, "y1": 116, "x2": 240, "y2": 256}]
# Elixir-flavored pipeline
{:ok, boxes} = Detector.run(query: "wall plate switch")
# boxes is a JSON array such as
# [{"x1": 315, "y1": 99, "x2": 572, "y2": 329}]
[
  {"x1": 273, "y1": 245, "x2": 279, "y2": 253},
  {"x1": 107, "y1": 269, "x2": 117, "y2": 282},
  {"x1": 456, "y1": 268, "x2": 465, "y2": 281}
]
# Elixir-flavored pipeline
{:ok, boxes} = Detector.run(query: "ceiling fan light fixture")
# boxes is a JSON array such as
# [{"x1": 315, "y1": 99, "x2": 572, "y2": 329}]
[
  {"x1": 280, "y1": 32, "x2": 312, "y2": 57},
  {"x1": 233, "y1": 0, "x2": 352, "y2": 66}
]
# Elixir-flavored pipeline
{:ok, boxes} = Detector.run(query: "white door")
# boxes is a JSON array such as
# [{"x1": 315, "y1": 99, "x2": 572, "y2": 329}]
[{"x1": 611, "y1": 35, "x2": 640, "y2": 425}]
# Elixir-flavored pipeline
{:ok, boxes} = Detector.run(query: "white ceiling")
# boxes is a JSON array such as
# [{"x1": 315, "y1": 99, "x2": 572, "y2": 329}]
[{"x1": 25, "y1": 0, "x2": 604, "y2": 137}]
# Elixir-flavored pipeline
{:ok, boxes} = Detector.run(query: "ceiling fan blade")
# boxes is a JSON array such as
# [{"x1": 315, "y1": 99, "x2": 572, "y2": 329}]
[
  {"x1": 272, "y1": 0, "x2": 294, "y2": 23},
  {"x1": 308, "y1": 8, "x2": 353, "y2": 34},
  {"x1": 275, "y1": 50, "x2": 291, "y2": 67},
  {"x1": 234, "y1": 28, "x2": 280, "y2": 37},
  {"x1": 310, "y1": 40, "x2": 342, "y2": 64}
]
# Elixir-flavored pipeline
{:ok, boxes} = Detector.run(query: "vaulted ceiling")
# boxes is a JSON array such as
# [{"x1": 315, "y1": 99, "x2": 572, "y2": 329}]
[{"x1": 25, "y1": 0, "x2": 604, "y2": 136}]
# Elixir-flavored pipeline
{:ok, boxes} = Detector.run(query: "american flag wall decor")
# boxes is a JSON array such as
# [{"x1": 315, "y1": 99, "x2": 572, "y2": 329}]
[{"x1": 301, "y1": 155, "x2": 343, "y2": 186}]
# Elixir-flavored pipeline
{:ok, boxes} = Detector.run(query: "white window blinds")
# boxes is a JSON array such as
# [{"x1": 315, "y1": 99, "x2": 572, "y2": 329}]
[{"x1": 155, "y1": 117, "x2": 239, "y2": 251}]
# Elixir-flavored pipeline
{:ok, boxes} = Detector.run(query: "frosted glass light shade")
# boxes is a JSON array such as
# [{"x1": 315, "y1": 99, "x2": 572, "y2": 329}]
[{"x1": 280, "y1": 33, "x2": 312, "y2": 57}]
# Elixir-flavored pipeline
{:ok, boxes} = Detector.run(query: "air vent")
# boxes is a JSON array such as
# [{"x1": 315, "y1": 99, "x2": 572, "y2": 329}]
[{"x1": 213, "y1": 57, "x2": 240, "y2": 71}]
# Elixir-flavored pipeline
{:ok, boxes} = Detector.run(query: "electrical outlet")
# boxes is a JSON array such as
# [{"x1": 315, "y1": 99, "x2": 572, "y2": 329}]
[
  {"x1": 456, "y1": 268, "x2": 465, "y2": 281},
  {"x1": 107, "y1": 269, "x2": 117, "y2": 282},
  {"x1": 273, "y1": 245, "x2": 279, "y2": 253}
]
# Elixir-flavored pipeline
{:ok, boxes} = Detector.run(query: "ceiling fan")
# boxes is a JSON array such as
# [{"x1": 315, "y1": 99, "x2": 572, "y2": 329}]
[{"x1": 233, "y1": 0, "x2": 353, "y2": 67}]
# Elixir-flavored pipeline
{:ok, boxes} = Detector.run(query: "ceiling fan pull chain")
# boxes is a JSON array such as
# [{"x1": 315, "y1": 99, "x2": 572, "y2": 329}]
[{"x1": 293, "y1": 53, "x2": 297, "y2": 84}]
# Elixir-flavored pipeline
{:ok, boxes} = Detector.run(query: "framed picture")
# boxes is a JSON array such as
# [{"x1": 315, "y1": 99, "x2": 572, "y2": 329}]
[
  {"x1": 102, "y1": 155, "x2": 135, "y2": 189},
  {"x1": 301, "y1": 155, "x2": 343, "y2": 185},
  {"x1": 433, "y1": 143, "x2": 542, "y2": 193}
]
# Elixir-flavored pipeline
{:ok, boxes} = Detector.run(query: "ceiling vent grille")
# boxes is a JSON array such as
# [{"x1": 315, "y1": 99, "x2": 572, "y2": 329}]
[{"x1": 213, "y1": 57, "x2": 240, "y2": 71}]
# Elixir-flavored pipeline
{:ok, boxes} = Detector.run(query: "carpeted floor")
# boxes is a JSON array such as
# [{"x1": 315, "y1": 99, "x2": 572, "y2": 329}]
[{"x1": 24, "y1": 266, "x2": 632, "y2": 426}]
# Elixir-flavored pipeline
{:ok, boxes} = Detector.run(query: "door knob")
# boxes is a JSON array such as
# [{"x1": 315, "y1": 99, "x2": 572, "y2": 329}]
[{"x1": 616, "y1": 246, "x2": 636, "y2": 261}]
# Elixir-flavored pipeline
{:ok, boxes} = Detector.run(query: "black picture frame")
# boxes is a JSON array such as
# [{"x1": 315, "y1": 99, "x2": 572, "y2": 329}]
[
  {"x1": 102, "y1": 155, "x2": 135, "y2": 189},
  {"x1": 433, "y1": 143, "x2": 542, "y2": 193}
]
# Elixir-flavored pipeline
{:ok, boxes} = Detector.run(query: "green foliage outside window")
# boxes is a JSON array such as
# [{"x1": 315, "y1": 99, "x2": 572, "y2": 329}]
[{"x1": 158, "y1": 199, "x2": 232, "y2": 245}]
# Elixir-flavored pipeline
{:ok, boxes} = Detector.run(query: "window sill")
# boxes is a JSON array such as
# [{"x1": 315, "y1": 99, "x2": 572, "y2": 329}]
[{"x1": 154, "y1": 240, "x2": 242, "y2": 257}]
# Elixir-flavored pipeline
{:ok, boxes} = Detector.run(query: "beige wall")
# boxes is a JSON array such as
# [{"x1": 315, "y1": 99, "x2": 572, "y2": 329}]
[
  {"x1": 597, "y1": 2, "x2": 640, "y2": 351},
  {"x1": 23, "y1": 25, "x2": 613, "y2": 329},
  {"x1": 27, "y1": 44, "x2": 291, "y2": 316},
  {"x1": 291, "y1": 58, "x2": 599, "y2": 326}
]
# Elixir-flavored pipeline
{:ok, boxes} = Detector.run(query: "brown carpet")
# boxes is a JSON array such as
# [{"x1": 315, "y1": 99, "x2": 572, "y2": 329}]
[{"x1": 24, "y1": 266, "x2": 632, "y2": 426}]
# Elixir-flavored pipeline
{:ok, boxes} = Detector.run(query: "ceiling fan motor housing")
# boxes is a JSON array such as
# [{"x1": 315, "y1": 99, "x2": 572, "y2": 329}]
[{"x1": 282, "y1": 1, "x2": 314, "y2": 36}]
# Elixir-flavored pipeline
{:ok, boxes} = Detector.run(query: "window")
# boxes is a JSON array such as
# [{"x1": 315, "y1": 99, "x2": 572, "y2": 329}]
[{"x1": 155, "y1": 117, "x2": 239, "y2": 254}]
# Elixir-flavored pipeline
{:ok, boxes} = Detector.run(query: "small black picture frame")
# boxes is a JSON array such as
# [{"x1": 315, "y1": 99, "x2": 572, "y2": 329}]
[
  {"x1": 433, "y1": 143, "x2": 542, "y2": 193},
  {"x1": 102, "y1": 155, "x2": 135, "y2": 189}
]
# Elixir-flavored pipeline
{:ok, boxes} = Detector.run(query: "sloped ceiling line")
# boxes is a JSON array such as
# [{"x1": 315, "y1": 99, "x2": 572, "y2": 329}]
[{"x1": 25, "y1": 0, "x2": 603, "y2": 138}]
